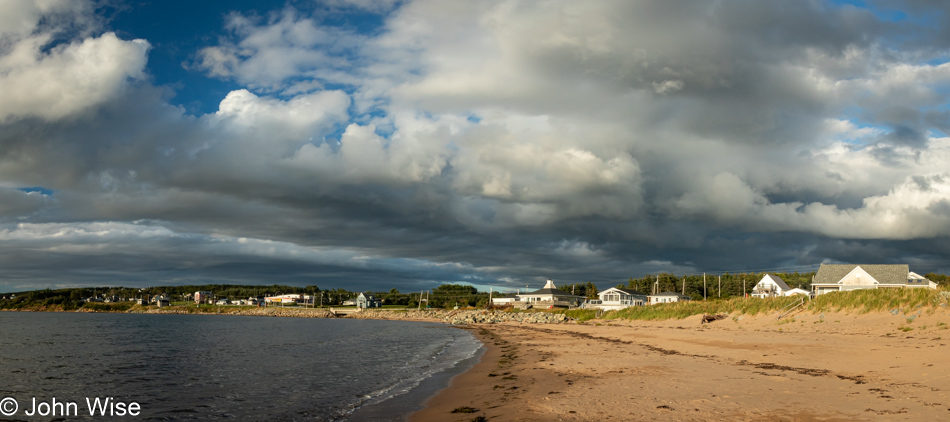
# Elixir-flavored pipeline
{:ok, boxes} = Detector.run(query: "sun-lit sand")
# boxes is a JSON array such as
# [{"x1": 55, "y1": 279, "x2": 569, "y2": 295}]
[{"x1": 411, "y1": 309, "x2": 950, "y2": 421}]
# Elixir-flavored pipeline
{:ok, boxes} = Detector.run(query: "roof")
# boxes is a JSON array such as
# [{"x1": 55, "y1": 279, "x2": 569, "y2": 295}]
[
  {"x1": 601, "y1": 287, "x2": 647, "y2": 296},
  {"x1": 359, "y1": 292, "x2": 378, "y2": 300},
  {"x1": 650, "y1": 291, "x2": 691, "y2": 298},
  {"x1": 758, "y1": 274, "x2": 791, "y2": 291},
  {"x1": 813, "y1": 264, "x2": 911, "y2": 286},
  {"x1": 521, "y1": 287, "x2": 585, "y2": 297},
  {"x1": 519, "y1": 279, "x2": 584, "y2": 298}
]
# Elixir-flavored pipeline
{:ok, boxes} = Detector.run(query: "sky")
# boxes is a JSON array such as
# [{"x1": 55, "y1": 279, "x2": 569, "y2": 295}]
[{"x1": 3, "y1": 0, "x2": 950, "y2": 293}]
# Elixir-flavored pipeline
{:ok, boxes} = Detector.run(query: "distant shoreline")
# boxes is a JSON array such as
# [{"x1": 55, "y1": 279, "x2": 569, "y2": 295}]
[{"x1": 0, "y1": 305, "x2": 573, "y2": 325}]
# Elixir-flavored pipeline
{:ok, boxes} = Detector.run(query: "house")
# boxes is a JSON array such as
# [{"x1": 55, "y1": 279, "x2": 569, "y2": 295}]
[
  {"x1": 356, "y1": 292, "x2": 381, "y2": 309},
  {"x1": 587, "y1": 287, "x2": 647, "y2": 310},
  {"x1": 750, "y1": 274, "x2": 792, "y2": 298},
  {"x1": 515, "y1": 279, "x2": 586, "y2": 308},
  {"x1": 811, "y1": 264, "x2": 937, "y2": 296},
  {"x1": 648, "y1": 291, "x2": 691, "y2": 304},
  {"x1": 490, "y1": 295, "x2": 517, "y2": 306},
  {"x1": 194, "y1": 291, "x2": 213, "y2": 304},
  {"x1": 342, "y1": 299, "x2": 357, "y2": 306},
  {"x1": 265, "y1": 294, "x2": 305, "y2": 305},
  {"x1": 784, "y1": 288, "x2": 810, "y2": 297},
  {"x1": 156, "y1": 298, "x2": 170, "y2": 307}
]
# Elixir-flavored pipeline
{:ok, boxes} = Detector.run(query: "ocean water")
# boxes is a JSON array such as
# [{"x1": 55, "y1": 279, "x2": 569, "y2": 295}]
[{"x1": 0, "y1": 312, "x2": 481, "y2": 421}]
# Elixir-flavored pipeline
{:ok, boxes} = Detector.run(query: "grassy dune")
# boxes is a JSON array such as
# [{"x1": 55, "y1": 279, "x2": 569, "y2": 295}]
[{"x1": 555, "y1": 287, "x2": 950, "y2": 321}]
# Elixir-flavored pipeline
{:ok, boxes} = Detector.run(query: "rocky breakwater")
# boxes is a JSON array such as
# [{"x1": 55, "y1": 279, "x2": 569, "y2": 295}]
[
  {"x1": 142, "y1": 307, "x2": 336, "y2": 318},
  {"x1": 349, "y1": 309, "x2": 572, "y2": 324}
]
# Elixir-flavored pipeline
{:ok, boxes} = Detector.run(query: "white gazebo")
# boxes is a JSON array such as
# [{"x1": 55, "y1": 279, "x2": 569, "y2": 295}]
[{"x1": 516, "y1": 279, "x2": 586, "y2": 308}]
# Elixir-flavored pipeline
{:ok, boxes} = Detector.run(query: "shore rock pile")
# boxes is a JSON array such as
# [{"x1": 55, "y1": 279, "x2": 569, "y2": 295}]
[
  {"x1": 350, "y1": 309, "x2": 571, "y2": 324},
  {"x1": 20, "y1": 305, "x2": 571, "y2": 324},
  {"x1": 142, "y1": 307, "x2": 336, "y2": 318}
]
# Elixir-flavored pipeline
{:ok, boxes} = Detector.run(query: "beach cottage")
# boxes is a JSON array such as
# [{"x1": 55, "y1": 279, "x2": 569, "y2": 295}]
[
  {"x1": 356, "y1": 292, "x2": 381, "y2": 308},
  {"x1": 588, "y1": 287, "x2": 647, "y2": 310},
  {"x1": 647, "y1": 291, "x2": 691, "y2": 304},
  {"x1": 516, "y1": 279, "x2": 586, "y2": 308},
  {"x1": 811, "y1": 264, "x2": 937, "y2": 296},
  {"x1": 750, "y1": 274, "x2": 792, "y2": 298}
]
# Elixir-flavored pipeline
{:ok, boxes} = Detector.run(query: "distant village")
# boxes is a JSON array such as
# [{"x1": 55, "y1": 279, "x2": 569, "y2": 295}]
[
  {"x1": 1, "y1": 263, "x2": 942, "y2": 312},
  {"x1": 492, "y1": 264, "x2": 938, "y2": 312}
]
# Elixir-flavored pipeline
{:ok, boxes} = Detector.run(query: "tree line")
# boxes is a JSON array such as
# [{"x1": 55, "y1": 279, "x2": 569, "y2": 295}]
[
  {"x1": 619, "y1": 272, "x2": 816, "y2": 300},
  {"x1": 4, "y1": 272, "x2": 949, "y2": 310}
]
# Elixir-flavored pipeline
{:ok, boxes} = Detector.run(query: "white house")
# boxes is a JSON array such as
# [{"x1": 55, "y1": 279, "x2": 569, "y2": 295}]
[
  {"x1": 588, "y1": 287, "x2": 647, "y2": 310},
  {"x1": 811, "y1": 264, "x2": 937, "y2": 296},
  {"x1": 750, "y1": 274, "x2": 792, "y2": 298},
  {"x1": 648, "y1": 291, "x2": 691, "y2": 304},
  {"x1": 515, "y1": 279, "x2": 586, "y2": 308}
]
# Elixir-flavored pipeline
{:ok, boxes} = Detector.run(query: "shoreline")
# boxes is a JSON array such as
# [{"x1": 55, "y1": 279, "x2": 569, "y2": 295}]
[
  {"x1": 11, "y1": 305, "x2": 950, "y2": 419},
  {"x1": 407, "y1": 309, "x2": 950, "y2": 421},
  {"x1": 408, "y1": 326, "x2": 503, "y2": 422},
  {"x1": 349, "y1": 326, "x2": 487, "y2": 422}
]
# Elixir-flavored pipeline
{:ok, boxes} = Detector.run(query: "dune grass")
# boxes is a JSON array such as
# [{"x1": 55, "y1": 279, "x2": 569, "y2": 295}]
[
  {"x1": 569, "y1": 288, "x2": 950, "y2": 321},
  {"x1": 808, "y1": 288, "x2": 948, "y2": 314}
]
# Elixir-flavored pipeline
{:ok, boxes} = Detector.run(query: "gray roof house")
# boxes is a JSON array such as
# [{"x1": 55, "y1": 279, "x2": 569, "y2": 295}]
[
  {"x1": 811, "y1": 264, "x2": 937, "y2": 296},
  {"x1": 751, "y1": 274, "x2": 792, "y2": 298},
  {"x1": 356, "y1": 292, "x2": 381, "y2": 309}
]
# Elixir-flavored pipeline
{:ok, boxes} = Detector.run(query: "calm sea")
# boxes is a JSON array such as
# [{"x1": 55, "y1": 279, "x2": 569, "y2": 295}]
[{"x1": 0, "y1": 312, "x2": 481, "y2": 421}]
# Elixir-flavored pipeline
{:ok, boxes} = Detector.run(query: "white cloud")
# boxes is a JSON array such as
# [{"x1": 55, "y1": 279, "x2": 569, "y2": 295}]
[
  {"x1": 194, "y1": 9, "x2": 365, "y2": 93},
  {"x1": 0, "y1": 4, "x2": 149, "y2": 122},
  {"x1": 212, "y1": 89, "x2": 350, "y2": 139}
]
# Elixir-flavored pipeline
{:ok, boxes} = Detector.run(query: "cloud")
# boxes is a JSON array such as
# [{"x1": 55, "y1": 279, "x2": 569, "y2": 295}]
[
  {"x1": 0, "y1": 221, "x2": 499, "y2": 290},
  {"x1": 5, "y1": 0, "x2": 950, "y2": 292},
  {"x1": 0, "y1": 188, "x2": 49, "y2": 219},
  {"x1": 194, "y1": 9, "x2": 366, "y2": 93},
  {"x1": 0, "y1": 1, "x2": 148, "y2": 122}
]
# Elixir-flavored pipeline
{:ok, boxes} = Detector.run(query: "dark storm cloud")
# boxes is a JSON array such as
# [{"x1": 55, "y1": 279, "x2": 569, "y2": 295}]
[{"x1": 3, "y1": 0, "x2": 950, "y2": 293}]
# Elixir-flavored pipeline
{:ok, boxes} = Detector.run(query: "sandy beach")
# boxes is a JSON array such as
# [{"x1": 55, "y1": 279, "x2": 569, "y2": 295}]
[{"x1": 411, "y1": 309, "x2": 950, "y2": 421}]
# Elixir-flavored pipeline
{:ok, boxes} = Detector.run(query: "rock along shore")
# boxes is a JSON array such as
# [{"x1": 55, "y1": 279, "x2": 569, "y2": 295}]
[
  {"x1": 4, "y1": 306, "x2": 573, "y2": 324},
  {"x1": 347, "y1": 308, "x2": 571, "y2": 324}
]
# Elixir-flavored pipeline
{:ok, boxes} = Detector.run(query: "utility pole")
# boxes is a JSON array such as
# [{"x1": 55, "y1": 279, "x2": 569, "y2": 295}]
[
  {"x1": 488, "y1": 287, "x2": 493, "y2": 309},
  {"x1": 703, "y1": 273, "x2": 706, "y2": 300},
  {"x1": 418, "y1": 290, "x2": 423, "y2": 310},
  {"x1": 719, "y1": 275, "x2": 721, "y2": 298},
  {"x1": 743, "y1": 279, "x2": 746, "y2": 298},
  {"x1": 682, "y1": 277, "x2": 685, "y2": 295}
]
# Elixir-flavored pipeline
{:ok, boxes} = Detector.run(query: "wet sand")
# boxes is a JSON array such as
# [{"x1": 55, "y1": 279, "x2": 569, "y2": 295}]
[{"x1": 411, "y1": 310, "x2": 950, "y2": 421}]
